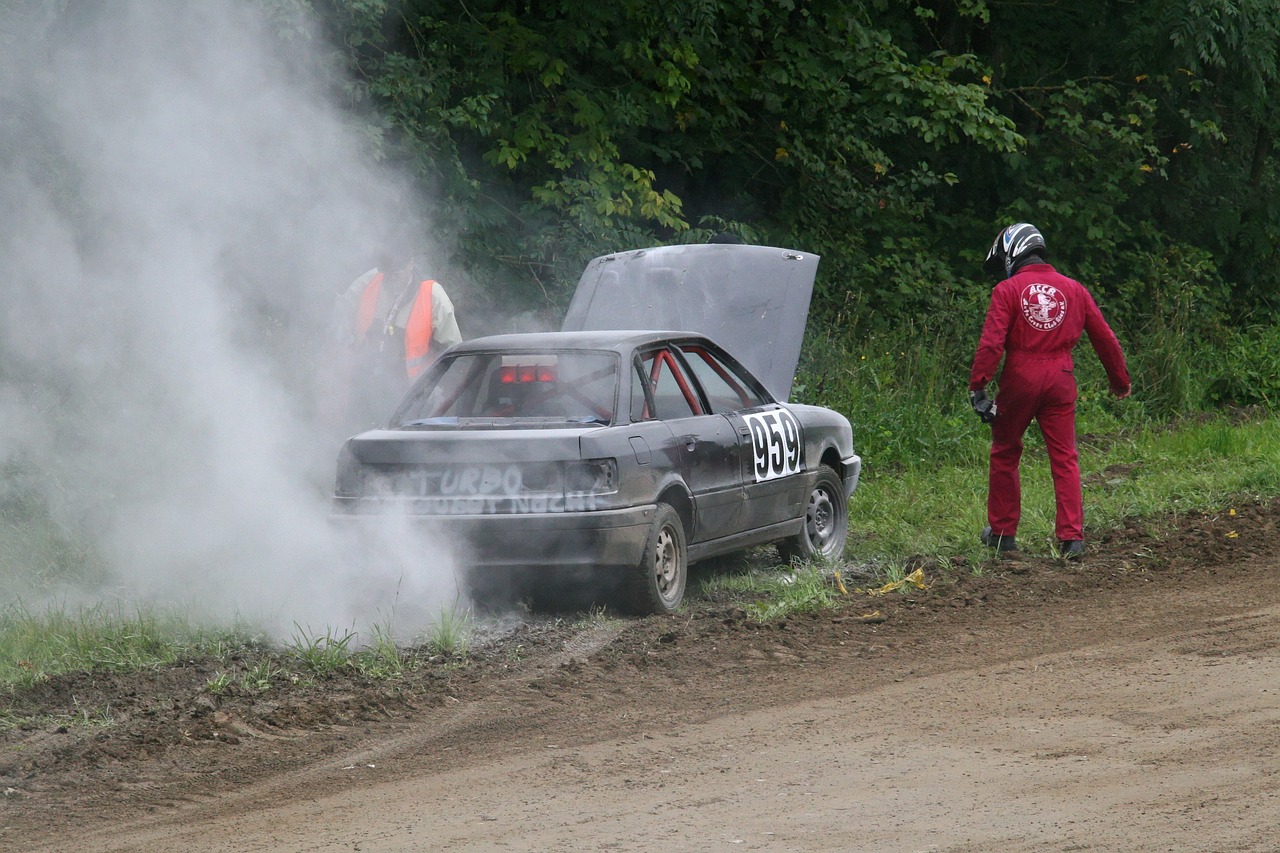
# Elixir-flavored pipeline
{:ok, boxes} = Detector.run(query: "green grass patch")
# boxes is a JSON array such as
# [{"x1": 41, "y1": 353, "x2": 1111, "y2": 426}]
[
  {"x1": 693, "y1": 410, "x2": 1280, "y2": 620},
  {"x1": 419, "y1": 602, "x2": 471, "y2": 658},
  {"x1": 3, "y1": 403, "x2": 1277, "y2": 689},
  {"x1": 851, "y1": 413, "x2": 1280, "y2": 562},
  {"x1": 0, "y1": 603, "x2": 240, "y2": 690},
  {"x1": 696, "y1": 564, "x2": 847, "y2": 620}
]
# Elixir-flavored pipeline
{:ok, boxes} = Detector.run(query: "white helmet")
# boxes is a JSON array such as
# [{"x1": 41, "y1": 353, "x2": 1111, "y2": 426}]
[{"x1": 983, "y1": 223, "x2": 1046, "y2": 277}]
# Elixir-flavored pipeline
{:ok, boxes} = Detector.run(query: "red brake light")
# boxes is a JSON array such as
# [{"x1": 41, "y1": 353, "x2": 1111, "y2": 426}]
[{"x1": 499, "y1": 356, "x2": 558, "y2": 383}]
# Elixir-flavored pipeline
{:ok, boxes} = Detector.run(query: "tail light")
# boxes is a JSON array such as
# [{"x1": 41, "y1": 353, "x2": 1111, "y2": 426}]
[
  {"x1": 564, "y1": 458, "x2": 617, "y2": 493},
  {"x1": 333, "y1": 442, "x2": 359, "y2": 497}
]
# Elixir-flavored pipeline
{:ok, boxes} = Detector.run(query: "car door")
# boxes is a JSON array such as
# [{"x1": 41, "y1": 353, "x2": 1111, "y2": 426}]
[
  {"x1": 637, "y1": 346, "x2": 745, "y2": 543},
  {"x1": 673, "y1": 343, "x2": 805, "y2": 532}
]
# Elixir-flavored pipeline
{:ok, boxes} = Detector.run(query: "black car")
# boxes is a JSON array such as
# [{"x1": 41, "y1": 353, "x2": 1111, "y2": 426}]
[{"x1": 331, "y1": 245, "x2": 861, "y2": 613}]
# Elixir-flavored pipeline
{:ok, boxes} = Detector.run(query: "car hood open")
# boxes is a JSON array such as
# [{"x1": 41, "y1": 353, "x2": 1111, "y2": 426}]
[{"x1": 560, "y1": 243, "x2": 818, "y2": 401}]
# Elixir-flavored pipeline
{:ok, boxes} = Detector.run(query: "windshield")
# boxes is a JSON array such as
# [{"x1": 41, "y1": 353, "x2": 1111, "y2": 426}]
[{"x1": 393, "y1": 350, "x2": 619, "y2": 427}]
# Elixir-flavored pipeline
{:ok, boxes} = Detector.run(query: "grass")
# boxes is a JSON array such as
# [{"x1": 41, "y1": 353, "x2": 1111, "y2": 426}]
[
  {"x1": 419, "y1": 602, "x2": 471, "y2": 658},
  {"x1": 0, "y1": 603, "x2": 244, "y2": 690},
  {"x1": 852, "y1": 413, "x2": 1280, "y2": 564},
  {"x1": 694, "y1": 409, "x2": 1280, "y2": 621},
  {"x1": 288, "y1": 625, "x2": 358, "y2": 676},
  {"x1": 698, "y1": 564, "x2": 845, "y2": 621},
  {"x1": 4, "y1": 411, "x2": 1278, "y2": 693},
  {"x1": 0, "y1": 603, "x2": 471, "y2": 696}
]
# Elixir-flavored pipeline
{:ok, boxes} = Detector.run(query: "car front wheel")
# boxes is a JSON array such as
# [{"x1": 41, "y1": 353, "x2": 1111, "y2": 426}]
[
  {"x1": 778, "y1": 464, "x2": 848, "y2": 563},
  {"x1": 627, "y1": 503, "x2": 687, "y2": 614}
]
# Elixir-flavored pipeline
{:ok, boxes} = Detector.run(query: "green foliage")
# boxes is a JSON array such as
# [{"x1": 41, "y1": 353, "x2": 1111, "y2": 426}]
[
  {"x1": 1208, "y1": 324, "x2": 1280, "y2": 408},
  {"x1": 795, "y1": 320, "x2": 988, "y2": 471},
  {"x1": 0, "y1": 603, "x2": 234, "y2": 690},
  {"x1": 287, "y1": 625, "x2": 356, "y2": 675},
  {"x1": 420, "y1": 602, "x2": 470, "y2": 658},
  {"x1": 1109, "y1": 243, "x2": 1229, "y2": 416},
  {"x1": 350, "y1": 622, "x2": 406, "y2": 678},
  {"x1": 849, "y1": 412, "x2": 1280, "y2": 562},
  {"x1": 746, "y1": 566, "x2": 847, "y2": 621},
  {"x1": 307, "y1": 0, "x2": 1024, "y2": 315},
  {"x1": 284, "y1": 0, "x2": 1280, "y2": 347},
  {"x1": 695, "y1": 564, "x2": 846, "y2": 621}
]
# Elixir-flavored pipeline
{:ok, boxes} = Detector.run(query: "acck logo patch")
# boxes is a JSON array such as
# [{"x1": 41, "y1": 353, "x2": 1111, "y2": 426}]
[{"x1": 1020, "y1": 283, "x2": 1067, "y2": 331}]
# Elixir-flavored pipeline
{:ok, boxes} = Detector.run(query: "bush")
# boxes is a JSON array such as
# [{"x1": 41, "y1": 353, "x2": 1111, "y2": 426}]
[{"x1": 1208, "y1": 324, "x2": 1280, "y2": 409}]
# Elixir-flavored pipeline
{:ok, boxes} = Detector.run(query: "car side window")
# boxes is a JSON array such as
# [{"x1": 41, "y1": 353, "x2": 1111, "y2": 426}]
[
  {"x1": 638, "y1": 348, "x2": 701, "y2": 420},
  {"x1": 676, "y1": 344, "x2": 770, "y2": 414}
]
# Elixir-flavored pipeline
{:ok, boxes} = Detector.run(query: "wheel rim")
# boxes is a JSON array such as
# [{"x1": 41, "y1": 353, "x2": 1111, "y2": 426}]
[
  {"x1": 653, "y1": 524, "x2": 681, "y2": 605},
  {"x1": 806, "y1": 486, "x2": 836, "y2": 554}
]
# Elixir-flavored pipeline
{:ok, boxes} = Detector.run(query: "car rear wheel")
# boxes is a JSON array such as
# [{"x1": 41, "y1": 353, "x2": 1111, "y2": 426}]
[
  {"x1": 778, "y1": 465, "x2": 848, "y2": 563},
  {"x1": 627, "y1": 503, "x2": 687, "y2": 614}
]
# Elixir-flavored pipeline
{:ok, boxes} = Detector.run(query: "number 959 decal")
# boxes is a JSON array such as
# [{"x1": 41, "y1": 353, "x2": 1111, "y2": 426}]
[{"x1": 744, "y1": 409, "x2": 803, "y2": 482}]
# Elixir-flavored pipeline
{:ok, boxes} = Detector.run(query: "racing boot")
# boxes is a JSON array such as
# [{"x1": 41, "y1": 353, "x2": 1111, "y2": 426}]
[
  {"x1": 1057, "y1": 540, "x2": 1085, "y2": 560},
  {"x1": 980, "y1": 526, "x2": 1018, "y2": 553}
]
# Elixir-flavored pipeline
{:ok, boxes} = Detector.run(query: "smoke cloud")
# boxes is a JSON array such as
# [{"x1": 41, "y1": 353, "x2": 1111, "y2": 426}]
[{"x1": 0, "y1": 1, "x2": 460, "y2": 638}]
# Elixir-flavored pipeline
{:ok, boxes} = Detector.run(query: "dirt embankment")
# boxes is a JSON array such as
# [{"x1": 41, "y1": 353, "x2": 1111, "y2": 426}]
[{"x1": 3, "y1": 499, "x2": 1279, "y2": 852}]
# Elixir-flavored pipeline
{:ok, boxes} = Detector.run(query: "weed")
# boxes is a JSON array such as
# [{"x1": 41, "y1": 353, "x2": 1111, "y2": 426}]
[
  {"x1": 239, "y1": 660, "x2": 281, "y2": 692},
  {"x1": 206, "y1": 670, "x2": 233, "y2": 695},
  {"x1": 422, "y1": 602, "x2": 471, "y2": 658},
  {"x1": 744, "y1": 566, "x2": 842, "y2": 621},
  {"x1": 351, "y1": 622, "x2": 405, "y2": 679},
  {"x1": 288, "y1": 625, "x2": 356, "y2": 676},
  {"x1": 0, "y1": 602, "x2": 228, "y2": 690}
]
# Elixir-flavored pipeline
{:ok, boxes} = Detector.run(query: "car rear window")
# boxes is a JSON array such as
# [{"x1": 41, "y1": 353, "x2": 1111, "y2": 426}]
[{"x1": 394, "y1": 351, "x2": 619, "y2": 426}]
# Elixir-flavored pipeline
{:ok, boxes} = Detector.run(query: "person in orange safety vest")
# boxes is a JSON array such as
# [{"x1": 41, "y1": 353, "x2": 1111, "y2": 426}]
[{"x1": 329, "y1": 247, "x2": 462, "y2": 432}]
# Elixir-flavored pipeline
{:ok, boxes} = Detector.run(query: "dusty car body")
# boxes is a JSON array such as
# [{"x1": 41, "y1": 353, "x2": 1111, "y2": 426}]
[{"x1": 331, "y1": 245, "x2": 860, "y2": 613}]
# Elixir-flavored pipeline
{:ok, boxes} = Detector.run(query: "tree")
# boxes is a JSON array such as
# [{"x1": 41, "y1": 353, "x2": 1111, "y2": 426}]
[{"x1": 312, "y1": 0, "x2": 1020, "y2": 319}]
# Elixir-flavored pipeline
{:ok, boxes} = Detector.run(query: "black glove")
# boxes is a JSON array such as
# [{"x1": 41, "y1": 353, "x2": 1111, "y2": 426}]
[{"x1": 970, "y1": 389, "x2": 997, "y2": 424}]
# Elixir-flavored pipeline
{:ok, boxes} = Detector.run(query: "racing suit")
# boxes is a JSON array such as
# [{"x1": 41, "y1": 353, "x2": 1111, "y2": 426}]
[{"x1": 969, "y1": 262, "x2": 1130, "y2": 543}]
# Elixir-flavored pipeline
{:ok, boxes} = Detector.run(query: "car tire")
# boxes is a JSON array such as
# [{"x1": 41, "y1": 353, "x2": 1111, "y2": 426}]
[
  {"x1": 778, "y1": 464, "x2": 848, "y2": 563},
  {"x1": 627, "y1": 503, "x2": 687, "y2": 614}
]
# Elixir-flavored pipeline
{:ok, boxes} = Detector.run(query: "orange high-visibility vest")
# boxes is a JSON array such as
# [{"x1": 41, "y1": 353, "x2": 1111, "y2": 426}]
[{"x1": 354, "y1": 272, "x2": 437, "y2": 378}]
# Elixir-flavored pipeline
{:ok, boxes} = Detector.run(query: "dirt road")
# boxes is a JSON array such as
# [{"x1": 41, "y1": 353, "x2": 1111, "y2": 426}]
[{"x1": 5, "y1": 500, "x2": 1280, "y2": 852}]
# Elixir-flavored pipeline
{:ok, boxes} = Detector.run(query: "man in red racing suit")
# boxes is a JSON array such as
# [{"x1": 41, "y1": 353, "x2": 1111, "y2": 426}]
[{"x1": 969, "y1": 223, "x2": 1131, "y2": 558}]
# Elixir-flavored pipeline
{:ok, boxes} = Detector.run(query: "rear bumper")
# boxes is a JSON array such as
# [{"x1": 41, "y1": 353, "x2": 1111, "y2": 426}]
[{"x1": 330, "y1": 498, "x2": 655, "y2": 569}]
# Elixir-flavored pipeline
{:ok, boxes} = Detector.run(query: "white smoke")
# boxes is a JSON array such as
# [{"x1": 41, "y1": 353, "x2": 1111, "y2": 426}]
[{"x1": 0, "y1": 1, "x2": 461, "y2": 638}]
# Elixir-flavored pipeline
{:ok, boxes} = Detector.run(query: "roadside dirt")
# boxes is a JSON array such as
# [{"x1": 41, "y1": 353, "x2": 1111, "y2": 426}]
[{"x1": 4, "y1": 497, "x2": 1280, "y2": 852}]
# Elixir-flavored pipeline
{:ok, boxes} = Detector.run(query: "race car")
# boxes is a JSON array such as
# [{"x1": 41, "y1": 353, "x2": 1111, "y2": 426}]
[{"x1": 331, "y1": 244, "x2": 861, "y2": 614}]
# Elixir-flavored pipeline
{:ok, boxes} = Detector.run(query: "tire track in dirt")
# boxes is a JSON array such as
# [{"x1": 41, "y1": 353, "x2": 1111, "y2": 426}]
[
  {"x1": 31, "y1": 571, "x2": 1280, "y2": 853},
  {"x1": 7, "y1": 500, "x2": 1280, "y2": 851}
]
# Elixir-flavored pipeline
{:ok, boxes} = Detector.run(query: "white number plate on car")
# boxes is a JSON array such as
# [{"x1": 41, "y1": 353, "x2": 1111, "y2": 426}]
[{"x1": 744, "y1": 409, "x2": 802, "y2": 482}]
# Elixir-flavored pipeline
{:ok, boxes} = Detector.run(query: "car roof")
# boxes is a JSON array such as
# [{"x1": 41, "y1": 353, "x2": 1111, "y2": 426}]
[
  {"x1": 446, "y1": 329, "x2": 689, "y2": 354},
  {"x1": 561, "y1": 243, "x2": 819, "y2": 401}
]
